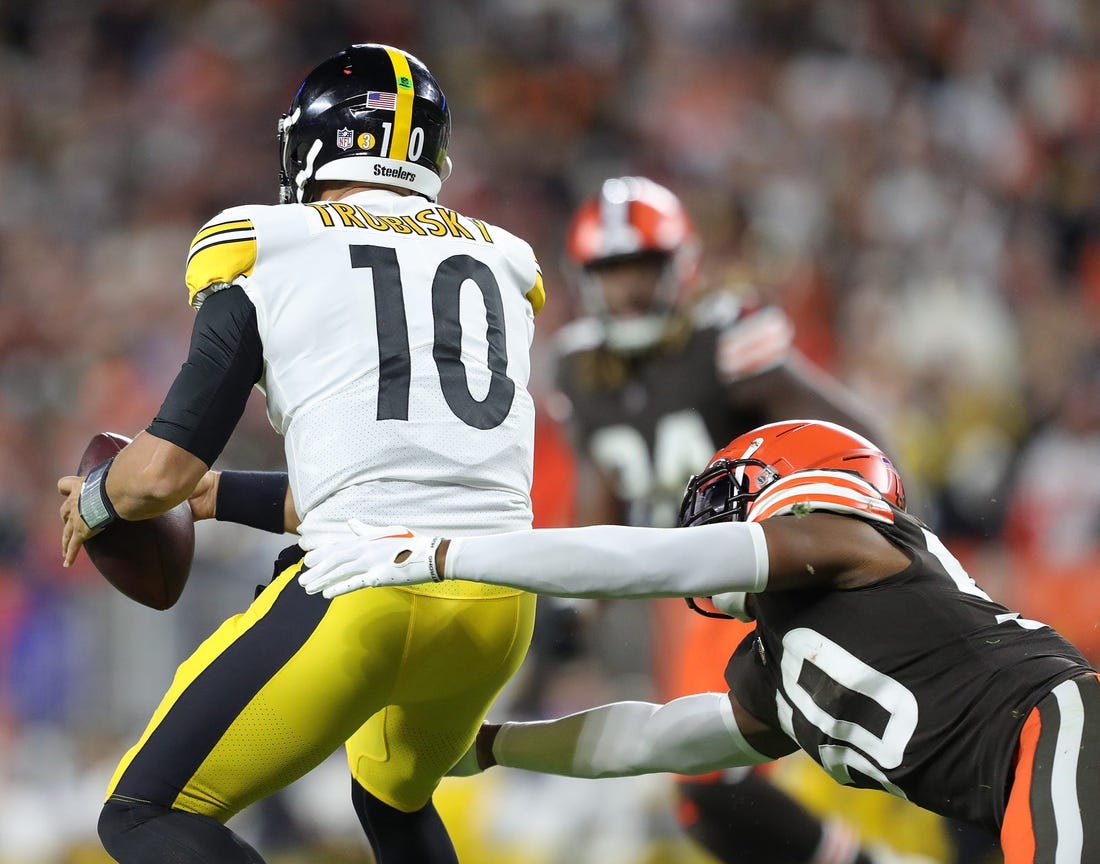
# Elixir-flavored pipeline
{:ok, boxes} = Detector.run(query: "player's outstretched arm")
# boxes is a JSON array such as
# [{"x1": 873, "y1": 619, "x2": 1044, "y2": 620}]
[
  {"x1": 300, "y1": 519, "x2": 770, "y2": 599},
  {"x1": 461, "y1": 691, "x2": 790, "y2": 779},
  {"x1": 300, "y1": 511, "x2": 906, "y2": 600}
]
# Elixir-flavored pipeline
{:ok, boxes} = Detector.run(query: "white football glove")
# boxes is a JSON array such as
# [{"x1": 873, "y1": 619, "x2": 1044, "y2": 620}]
[{"x1": 299, "y1": 520, "x2": 444, "y2": 598}]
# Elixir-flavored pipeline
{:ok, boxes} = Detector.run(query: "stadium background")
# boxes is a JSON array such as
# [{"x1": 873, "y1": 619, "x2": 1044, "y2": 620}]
[{"x1": 3, "y1": 1, "x2": 1100, "y2": 861}]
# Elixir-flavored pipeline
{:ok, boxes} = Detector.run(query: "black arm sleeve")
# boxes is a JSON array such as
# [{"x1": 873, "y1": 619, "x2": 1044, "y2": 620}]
[{"x1": 147, "y1": 286, "x2": 263, "y2": 466}]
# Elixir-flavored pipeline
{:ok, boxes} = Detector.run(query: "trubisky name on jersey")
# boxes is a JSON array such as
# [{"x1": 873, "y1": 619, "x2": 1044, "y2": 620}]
[{"x1": 307, "y1": 202, "x2": 494, "y2": 243}]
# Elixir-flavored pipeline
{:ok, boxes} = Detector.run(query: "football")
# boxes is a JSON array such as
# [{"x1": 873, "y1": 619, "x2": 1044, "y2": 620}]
[{"x1": 77, "y1": 432, "x2": 194, "y2": 610}]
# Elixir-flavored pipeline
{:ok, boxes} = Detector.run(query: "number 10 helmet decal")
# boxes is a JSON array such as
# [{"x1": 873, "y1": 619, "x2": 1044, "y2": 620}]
[{"x1": 278, "y1": 44, "x2": 452, "y2": 204}]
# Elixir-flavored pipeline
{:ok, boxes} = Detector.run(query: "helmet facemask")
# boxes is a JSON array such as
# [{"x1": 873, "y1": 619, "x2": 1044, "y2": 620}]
[
  {"x1": 578, "y1": 251, "x2": 682, "y2": 353},
  {"x1": 678, "y1": 456, "x2": 776, "y2": 621},
  {"x1": 277, "y1": 109, "x2": 304, "y2": 204},
  {"x1": 678, "y1": 457, "x2": 775, "y2": 528}
]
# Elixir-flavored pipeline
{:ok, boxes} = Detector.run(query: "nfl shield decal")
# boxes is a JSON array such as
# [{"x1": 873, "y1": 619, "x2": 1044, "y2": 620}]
[{"x1": 336, "y1": 127, "x2": 354, "y2": 151}]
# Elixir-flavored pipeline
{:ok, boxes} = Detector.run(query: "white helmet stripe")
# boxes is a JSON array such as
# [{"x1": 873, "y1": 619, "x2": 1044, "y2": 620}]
[
  {"x1": 732, "y1": 436, "x2": 765, "y2": 488},
  {"x1": 599, "y1": 177, "x2": 630, "y2": 232},
  {"x1": 598, "y1": 177, "x2": 640, "y2": 256}
]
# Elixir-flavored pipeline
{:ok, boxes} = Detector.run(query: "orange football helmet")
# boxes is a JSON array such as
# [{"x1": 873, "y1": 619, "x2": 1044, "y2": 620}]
[
  {"x1": 565, "y1": 177, "x2": 700, "y2": 351},
  {"x1": 678, "y1": 420, "x2": 905, "y2": 527}
]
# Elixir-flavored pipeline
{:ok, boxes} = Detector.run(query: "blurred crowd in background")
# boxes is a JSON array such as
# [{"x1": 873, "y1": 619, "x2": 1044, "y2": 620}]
[{"x1": 3, "y1": 1, "x2": 1100, "y2": 862}]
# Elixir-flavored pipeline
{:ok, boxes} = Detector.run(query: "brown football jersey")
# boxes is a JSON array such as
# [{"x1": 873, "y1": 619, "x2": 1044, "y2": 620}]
[{"x1": 726, "y1": 473, "x2": 1093, "y2": 833}]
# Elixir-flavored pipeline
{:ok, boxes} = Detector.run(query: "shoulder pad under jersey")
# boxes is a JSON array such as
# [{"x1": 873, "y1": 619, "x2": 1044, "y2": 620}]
[
  {"x1": 186, "y1": 206, "x2": 262, "y2": 309},
  {"x1": 690, "y1": 291, "x2": 746, "y2": 330},
  {"x1": 554, "y1": 317, "x2": 606, "y2": 358},
  {"x1": 747, "y1": 469, "x2": 895, "y2": 525},
  {"x1": 713, "y1": 304, "x2": 794, "y2": 383}
]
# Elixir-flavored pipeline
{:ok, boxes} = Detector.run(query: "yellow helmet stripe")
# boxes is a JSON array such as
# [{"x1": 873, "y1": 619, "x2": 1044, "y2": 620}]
[{"x1": 384, "y1": 47, "x2": 415, "y2": 161}]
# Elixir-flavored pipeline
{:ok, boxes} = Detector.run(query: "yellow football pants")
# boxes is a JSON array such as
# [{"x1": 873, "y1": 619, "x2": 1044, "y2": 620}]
[{"x1": 106, "y1": 548, "x2": 535, "y2": 818}]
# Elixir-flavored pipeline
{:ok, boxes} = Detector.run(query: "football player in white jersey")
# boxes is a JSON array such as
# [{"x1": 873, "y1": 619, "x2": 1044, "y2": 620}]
[
  {"x1": 301, "y1": 420, "x2": 1100, "y2": 864},
  {"x1": 58, "y1": 44, "x2": 544, "y2": 864}
]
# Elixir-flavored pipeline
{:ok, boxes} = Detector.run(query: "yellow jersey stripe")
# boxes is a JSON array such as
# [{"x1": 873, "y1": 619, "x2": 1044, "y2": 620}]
[
  {"x1": 526, "y1": 269, "x2": 546, "y2": 316},
  {"x1": 385, "y1": 47, "x2": 415, "y2": 161},
  {"x1": 186, "y1": 237, "x2": 257, "y2": 307},
  {"x1": 190, "y1": 219, "x2": 254, "y2": 250}
]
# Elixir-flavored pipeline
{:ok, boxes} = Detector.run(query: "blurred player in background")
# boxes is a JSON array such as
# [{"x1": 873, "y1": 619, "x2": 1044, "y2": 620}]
[
  {"x1": 58, "y1": 43, "x2": 543, "y2": 864},
  {"x1": 547, "y1": 177, "x2": 934, "y2": 864}
]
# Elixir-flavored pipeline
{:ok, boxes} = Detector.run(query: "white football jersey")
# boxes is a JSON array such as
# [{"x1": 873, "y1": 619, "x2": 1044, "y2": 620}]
[{"x1": 185, "y1": 189, "x2": 544, "y2": 548}]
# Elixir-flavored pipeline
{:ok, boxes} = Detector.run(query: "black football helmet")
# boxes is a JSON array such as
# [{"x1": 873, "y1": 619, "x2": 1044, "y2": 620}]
[{"x1": 278, "y1": 44, "x2": 452, "y2": 203}]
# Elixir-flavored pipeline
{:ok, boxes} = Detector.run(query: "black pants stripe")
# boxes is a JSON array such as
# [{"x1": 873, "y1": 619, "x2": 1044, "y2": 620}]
[{"x1": 113, "y1": 551, "x2": 327, "y2": 807}]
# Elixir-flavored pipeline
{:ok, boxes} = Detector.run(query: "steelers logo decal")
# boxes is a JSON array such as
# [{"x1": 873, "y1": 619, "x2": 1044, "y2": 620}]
[{"x1": 357, "y1": 132, "x2": 376, "y2": 151}]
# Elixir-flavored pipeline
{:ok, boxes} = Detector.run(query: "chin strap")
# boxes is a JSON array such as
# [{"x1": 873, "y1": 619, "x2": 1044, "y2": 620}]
[{"x1": 685, "y1": 597, "x2": 734, "y2": 620}]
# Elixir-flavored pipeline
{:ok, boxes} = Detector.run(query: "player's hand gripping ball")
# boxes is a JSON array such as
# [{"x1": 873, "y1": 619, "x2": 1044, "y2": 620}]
[{"x1": 77, "y1": 432, "x2": 194, "y2": 610}]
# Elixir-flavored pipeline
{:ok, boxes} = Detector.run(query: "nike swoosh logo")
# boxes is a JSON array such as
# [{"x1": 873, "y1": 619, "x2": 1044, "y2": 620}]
[{"x1": 377, "y1": 531, "x2": 415, "y2": 540}]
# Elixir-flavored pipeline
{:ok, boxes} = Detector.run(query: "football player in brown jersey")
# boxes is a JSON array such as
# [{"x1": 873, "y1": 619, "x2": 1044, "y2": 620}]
[{"x1": 301, "y1": 420, "x2": 1100, "y2": 864}]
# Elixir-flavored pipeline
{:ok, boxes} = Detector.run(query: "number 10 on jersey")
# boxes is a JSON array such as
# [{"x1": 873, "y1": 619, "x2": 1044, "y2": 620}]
[{"x1": 350, "y1": 244, "x2": 516, "y2": 430}]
